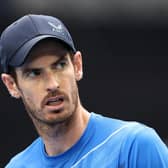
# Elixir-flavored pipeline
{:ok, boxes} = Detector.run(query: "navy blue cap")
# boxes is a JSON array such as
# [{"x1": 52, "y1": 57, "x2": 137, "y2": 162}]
[{"x1": 0, "y1": 14, "x2": 76, "y2": 73}]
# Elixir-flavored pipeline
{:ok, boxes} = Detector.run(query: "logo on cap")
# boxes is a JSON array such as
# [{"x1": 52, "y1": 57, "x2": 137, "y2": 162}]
[{"x1": 48, "y1": 21, "x2": 63, "y2": 33}]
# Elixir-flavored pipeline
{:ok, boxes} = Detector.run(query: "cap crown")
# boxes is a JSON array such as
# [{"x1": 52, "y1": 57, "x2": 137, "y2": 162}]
[{"x1": 0, "y1": 14, "x2": 76, "y2": 73}]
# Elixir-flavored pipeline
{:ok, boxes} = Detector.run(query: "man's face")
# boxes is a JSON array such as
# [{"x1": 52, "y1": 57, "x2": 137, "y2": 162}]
[{"x1": 2, "y1": 40, "x2": 83, "y2": 126}]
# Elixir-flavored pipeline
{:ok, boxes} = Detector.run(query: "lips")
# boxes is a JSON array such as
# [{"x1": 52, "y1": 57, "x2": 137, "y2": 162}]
[{"x1": 46, "y1": 96, "x2": 64, "y2": 106}]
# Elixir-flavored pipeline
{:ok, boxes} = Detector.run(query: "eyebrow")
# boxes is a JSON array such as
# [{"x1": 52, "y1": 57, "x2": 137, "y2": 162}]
[{"x1": 51, "y1": 55, "x2": 68, "y2": 67}]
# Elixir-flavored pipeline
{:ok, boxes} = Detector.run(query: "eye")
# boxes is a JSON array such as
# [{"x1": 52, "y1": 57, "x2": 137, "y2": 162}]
[
  {"x1": 26, "y1": 69, "x2": 41, "y2": 78},
  {"x1": 54, "y1": 59, "x2": 68, "y2": 70}
]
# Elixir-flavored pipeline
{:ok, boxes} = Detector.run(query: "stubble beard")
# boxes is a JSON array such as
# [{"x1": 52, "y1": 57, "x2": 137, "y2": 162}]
[{"x1": 21, "y1": 89, "x2": 79, "y2": 137}]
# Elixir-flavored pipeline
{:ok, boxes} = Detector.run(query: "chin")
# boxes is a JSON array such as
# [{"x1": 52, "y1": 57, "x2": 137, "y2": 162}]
[{"x1": 43, "y1": 111, "x2": 73, "y2": 125}]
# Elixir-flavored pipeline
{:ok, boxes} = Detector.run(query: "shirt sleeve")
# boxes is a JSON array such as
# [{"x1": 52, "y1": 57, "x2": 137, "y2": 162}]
[{"x1": 126, "y1": 126, "x2": 168, "y2": 168}]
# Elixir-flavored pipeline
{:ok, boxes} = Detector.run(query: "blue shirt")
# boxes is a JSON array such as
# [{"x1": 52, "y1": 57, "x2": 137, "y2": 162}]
[{"x1": 5, "y1": 113, "x2": 168, "y2": 168}]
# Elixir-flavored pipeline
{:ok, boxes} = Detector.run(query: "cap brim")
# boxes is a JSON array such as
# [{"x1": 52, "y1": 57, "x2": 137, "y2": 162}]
[{"x1": 10, "y1": 35, "x2": 76, "y2": 67}]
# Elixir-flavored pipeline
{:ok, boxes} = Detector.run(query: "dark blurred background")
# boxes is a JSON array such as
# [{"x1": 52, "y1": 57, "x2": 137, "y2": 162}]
[{"x1": 1, "y1": 0, "x2": 168, "y2": 167}]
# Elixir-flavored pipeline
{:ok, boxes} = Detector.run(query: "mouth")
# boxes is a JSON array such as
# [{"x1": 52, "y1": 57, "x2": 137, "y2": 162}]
[{"x1": 46, "y1": 96, "x2": 64, "y2": 106}]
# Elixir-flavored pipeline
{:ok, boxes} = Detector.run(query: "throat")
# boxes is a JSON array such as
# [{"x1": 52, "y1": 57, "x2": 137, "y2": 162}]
[
  {"x1": 43, "y1": 110, "x2": 90, "y2": 156},
  {"x1": 36, "y1": 108, "x2": 90, "y2": 156},
  {"x1": 42, "y1": 123, "x2": 75, "y2": 156}
]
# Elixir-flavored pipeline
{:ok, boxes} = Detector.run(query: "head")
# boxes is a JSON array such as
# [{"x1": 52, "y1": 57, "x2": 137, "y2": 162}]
[{"x1": 0, "y1": 14, "x2": 83, "y2": 126}]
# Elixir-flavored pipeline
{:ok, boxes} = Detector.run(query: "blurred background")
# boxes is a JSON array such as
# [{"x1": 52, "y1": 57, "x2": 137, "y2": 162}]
[{"x1": 1, "y1": 0, "x2": 168, "y2": 167}]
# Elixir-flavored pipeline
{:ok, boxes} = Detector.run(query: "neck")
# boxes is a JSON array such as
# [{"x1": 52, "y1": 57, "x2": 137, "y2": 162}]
[{"x1": 33, "y1": 104, "x2": 90, "y2": 156}]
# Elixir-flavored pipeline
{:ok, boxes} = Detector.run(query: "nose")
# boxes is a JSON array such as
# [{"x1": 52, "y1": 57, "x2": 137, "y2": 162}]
[{"x1": 45, "y1": 72, "x2": 59, "y2": 92}]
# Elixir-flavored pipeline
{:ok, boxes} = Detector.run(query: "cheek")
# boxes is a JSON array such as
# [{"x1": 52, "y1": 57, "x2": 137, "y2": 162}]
[
  {"x1": 66, "y1": 77, "x2": 78, "y2": 102},
  {"x1": 62, "y1": 74, "x2": 77, "y2": 91},
  {"x1": 19, "y1": 85, "x2": 42, "y2": 106}
]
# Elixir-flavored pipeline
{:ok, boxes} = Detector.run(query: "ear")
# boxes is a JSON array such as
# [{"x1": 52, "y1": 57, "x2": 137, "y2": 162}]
[
  {"x1": 73, "y1": 51, "x2": 83, "y2": 81},
  {"x1": 1, "y1": 73, "x2": 21, "y2": 99}
]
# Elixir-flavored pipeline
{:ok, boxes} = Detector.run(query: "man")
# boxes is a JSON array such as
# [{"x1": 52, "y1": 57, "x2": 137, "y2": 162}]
[{"x1": 0, "y1": 14, "x2": 168, "y2": 168}]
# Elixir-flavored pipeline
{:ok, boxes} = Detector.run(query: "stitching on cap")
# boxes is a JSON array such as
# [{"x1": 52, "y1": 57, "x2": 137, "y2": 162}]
[{"x1": 28, "y1": 14, "x2": 40, "y2": 35}]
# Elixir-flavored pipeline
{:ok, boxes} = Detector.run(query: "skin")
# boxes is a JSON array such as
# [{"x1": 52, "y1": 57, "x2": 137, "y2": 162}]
[{"x1": 1, "y1": 39, "x2": 90, "y2": 156}]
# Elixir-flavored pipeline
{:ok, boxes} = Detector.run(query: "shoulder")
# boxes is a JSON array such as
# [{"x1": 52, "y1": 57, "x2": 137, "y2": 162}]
[
  {"x1": 122, "y1": 122, "x2": 167, "y2": 150},
  {"x1": 92, "y1": 113, "x2": 168, "y2": 167},
  {"x1": 91, "y1": 112, "x2": 128, "y2": 129},
  {"x1": 92, "y1": 113, "x2": 166, "y2": 145},
  {"x1": 119, "y1": 123, "x2": 168, "y2": 167},
  {"x1": 5, "y1": 137, "x2": 42, "y2": 168},
  {"x1": 91, "y1": 112, "x2": 146, "y2": 136},
  {"x1": 90, "y1": 113, "x2": 147, "y2": 147}
]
